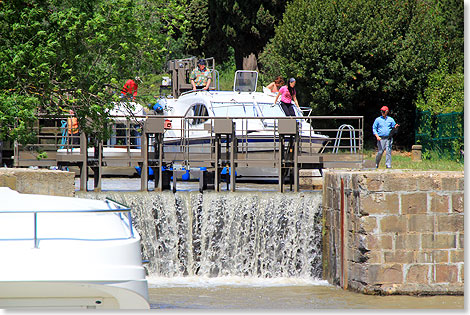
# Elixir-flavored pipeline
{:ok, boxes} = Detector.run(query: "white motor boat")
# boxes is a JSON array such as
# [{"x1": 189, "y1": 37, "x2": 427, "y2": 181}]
[
  {"x1": 55, "y1": 71, "x2": 329, "y2": 180},
  {"x1": 0, "y1": 187, "x2": 149, "y2": 309},
  {"x1": 160, "y1": 70, "x2": 329, "y2": 179}
]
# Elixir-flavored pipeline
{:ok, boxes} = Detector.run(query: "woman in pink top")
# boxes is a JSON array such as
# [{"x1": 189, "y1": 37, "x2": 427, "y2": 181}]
[{"x1": 274, "y1": 78, "x2": 300, "y2": 116}]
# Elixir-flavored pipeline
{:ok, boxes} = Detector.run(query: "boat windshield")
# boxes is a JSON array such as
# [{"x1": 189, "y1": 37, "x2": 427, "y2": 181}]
[
  {"x1": 211, "y1": 102, "x2": 259, "y2": 117},
  {"x1": 257, "y1": 103, "x2": 286, "y2": 117}
]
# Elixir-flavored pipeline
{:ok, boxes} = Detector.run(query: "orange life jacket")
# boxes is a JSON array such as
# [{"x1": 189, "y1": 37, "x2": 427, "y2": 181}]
[{"x1": 67, "y1": 117, "x2": 79, "y2": 135}]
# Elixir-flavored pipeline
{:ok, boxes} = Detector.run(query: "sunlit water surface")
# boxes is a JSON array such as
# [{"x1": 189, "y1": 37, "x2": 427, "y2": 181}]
[{"x1": 147, "y1": 276, "x2": 464, "y2": 309}]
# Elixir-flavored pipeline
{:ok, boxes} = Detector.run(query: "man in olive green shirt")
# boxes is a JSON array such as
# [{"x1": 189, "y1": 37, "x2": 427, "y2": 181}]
[{"x1": 190, "y1": 59, "x2": 212, "y2": 90}]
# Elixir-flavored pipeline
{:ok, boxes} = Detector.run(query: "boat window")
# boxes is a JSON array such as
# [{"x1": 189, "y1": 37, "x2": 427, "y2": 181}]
[
  {"x1": 187, "y1": 103, "x2": 209, "y2": 125},
  {"x1": 257, "y1": 103, "x2": 286, "y2": 117},
  {"x1": 233, "y1": 71, "x2": 258, "y2": 92},
  {"x1": 211, "y1": 102, "x2": 258, "y2": 117}
]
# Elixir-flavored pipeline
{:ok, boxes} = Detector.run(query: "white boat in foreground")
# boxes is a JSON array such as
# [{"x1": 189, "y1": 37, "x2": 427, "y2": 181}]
[{"x1": 0, "y1": 187, "x2": 149, "y2": 309}]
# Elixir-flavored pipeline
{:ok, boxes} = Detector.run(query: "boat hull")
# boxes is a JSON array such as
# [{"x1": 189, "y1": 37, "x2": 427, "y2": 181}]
[{"x1": 0, "y1": 281, "x2": 149, "y2": 309}]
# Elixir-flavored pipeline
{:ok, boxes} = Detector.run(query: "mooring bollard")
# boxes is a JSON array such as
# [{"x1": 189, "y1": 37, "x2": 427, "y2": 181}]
[{"x1": 411, "y1": 144, "x2": 422, "y2": 162}]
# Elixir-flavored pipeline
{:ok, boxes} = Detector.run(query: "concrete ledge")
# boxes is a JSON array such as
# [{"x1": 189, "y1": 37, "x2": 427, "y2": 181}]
[
  {"x1": 299, "y1": 169, "x2": 323, "y2": 189},
  {"x1": 0, "y1": 168, "x2": 75, "y2": 196}
]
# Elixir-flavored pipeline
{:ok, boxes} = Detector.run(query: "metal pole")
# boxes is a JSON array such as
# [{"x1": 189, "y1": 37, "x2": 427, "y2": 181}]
[
  {"x1": 230, "y1": 122, "x2": 236, "y2": 192},
  {"x1": 294, "y1": 134, "x2": 299, "y2": 192},
  {"x1": 215, "y1": 134, "x2": 220, "y2": 192},
  {"x1": 34, "y1": 212, "x2": 38, "y2": 248},
  {"x1": 141, "y1": 132, "x2": 148, "y2": 191},
  {"x1": 79, "y1": 133, "x2": 88, "y2": 191},
  {"x1": 278, "y1": 134, "x2": 284, "y2": 192}
]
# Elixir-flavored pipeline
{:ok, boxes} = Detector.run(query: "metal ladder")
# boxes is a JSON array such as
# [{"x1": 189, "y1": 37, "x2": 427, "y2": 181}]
[{"x1": 332, "y1": 124, "x2": 357, "y2": 154}]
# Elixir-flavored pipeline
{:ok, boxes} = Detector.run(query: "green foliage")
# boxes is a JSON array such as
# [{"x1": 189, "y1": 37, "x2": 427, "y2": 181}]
[
  {"x1": 0, "y1": 0, "x2": 186, "y2": 144},
  {"x1": 415, "y1": 63, "x2": 464, "y2": 115},
  {"x1": 0, "y1": 94, "x2": 38, "y2": 143},
  {"x1": 415, "y1": 111, "x2": 463, "y2": 162},
  {"x1": 259, "y1": 0, "x2": 461, "y2": 147}
]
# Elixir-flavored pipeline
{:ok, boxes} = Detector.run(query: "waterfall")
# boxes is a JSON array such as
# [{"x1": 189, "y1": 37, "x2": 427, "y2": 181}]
[{"x1": 78, "y1": 191, "x2": 323, "y2": 280}]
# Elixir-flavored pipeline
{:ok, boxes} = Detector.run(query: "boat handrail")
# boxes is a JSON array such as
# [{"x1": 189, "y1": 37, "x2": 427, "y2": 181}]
[
  {"x1": 180, "y1": 89, "x2": 214, "y2": 97},
  {"x1": 0, "y1": 199, "x2": 134, "y2": 248}
]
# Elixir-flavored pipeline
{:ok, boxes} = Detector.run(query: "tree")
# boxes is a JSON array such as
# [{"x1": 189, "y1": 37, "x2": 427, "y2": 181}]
[
  {"x1": 185, "y1": 0, "x2": 287, "y2": 69},
  {"x1": 0, "y1": 0, "x2": 185, "y2": 144},
  {"x1": 259, "y1": 0, "x2": 456, "y2": 147}
]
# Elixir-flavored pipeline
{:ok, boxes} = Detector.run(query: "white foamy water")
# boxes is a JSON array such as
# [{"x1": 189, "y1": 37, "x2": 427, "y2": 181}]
[
  {"x1": 79, "y1": 190, "x2": 324, "y2": 280},
  {"x1": 147, "y1": 275, "x2": 330, "y2": 288}
]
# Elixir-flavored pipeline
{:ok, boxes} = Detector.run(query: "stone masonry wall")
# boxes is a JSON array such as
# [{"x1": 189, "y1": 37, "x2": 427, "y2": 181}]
[
  {"x1": 0, "y1": 168, "x2": 75, "y2": 196},
  {"x1": 322, "y1": 170, "x2": 464, "y2": 295}
]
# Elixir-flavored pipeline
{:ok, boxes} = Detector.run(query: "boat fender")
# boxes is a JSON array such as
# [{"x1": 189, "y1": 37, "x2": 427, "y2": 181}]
[
  {"x1": 221, "y1": 167, "x2": 237, "y2": 176},
  {"x1": 153, "y1": 101, "x2": 164, "y2": 114},
  {"x1": 135, "y1": 166, "x2": 154, "y2": 176},
  {"x1": 182, "y1": 170, "x2": 190, "y2": 181}
]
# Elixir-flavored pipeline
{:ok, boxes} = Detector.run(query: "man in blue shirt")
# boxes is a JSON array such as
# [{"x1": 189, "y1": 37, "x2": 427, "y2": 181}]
[{"x1": 373, "y1": 106, "x2": 399, "y2": 168}]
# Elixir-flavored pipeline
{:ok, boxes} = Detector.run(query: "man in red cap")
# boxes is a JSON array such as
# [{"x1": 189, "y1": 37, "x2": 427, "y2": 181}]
[{"x1": 372, "y1": 106, "x2": 399, "y2": 168}]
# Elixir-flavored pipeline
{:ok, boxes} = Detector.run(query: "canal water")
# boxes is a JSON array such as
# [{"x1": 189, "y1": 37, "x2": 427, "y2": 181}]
[
  {"x1": 76, "y1": 178, "x2": 464, "y2": 310},
  {"x1": 147, "y1": 278, "x2": 463, "y2": 309}
]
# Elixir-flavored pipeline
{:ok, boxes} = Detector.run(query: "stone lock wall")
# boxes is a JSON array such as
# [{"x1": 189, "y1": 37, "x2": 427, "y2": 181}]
[
  {"x1": 0, "y1": 168, "x2": 75, "y2": 196},
  {"x1": 322, "y1": 170, "x2": 464, "y2": 295}
]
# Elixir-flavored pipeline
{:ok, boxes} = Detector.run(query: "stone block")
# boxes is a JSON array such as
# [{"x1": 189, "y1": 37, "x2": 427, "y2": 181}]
[
  {"x1": 384, "y1": 250, "x2": 414, "y2": 263},
  {"x1": 416, "y1": 174, "x2": 441, "y2": 191},
  {"x1": 379, "y1": 235, "x2": 393, "y2": 250},
  {"x1": 411, "y1": 145, "x2": 422, "y2": 161},
  {"x1": 450, "y1": 250, "x2": 464, "y2": 263},
  {"x1": 430, "y1": 193, "x2": 449, "y2": 213},
  {"x1": 0, "y1": 168, "x2": 75, "y2": 196},
  {"x1": 396, "y1": 234, "x2": 420, "y2": 250},
  {"x1": 368, "y1": 264, "x2": 403, "y2": 284},
  {"x1": 380, "y1": 215, "x2": 407, "y2": 233},
  {"x1": 361, "y1": 193, "x2": 399, "y2": 215},
  {"x1": 406, "y1": 264, "x2": 430, "y2": 284},
  {"x1": 366, "y1": 250, "x2": 382, "y2": 264},
  {"x1": 416, "y1": 250, "x2": 449, "y2": 263},
  {"x1": 361, "y1": 216, "x2": 377, "y2": 232},
  {"x1": 451, "y1": 193, "x2": 464, "y2": 213},
  {"x1": 363, "y1": 173, "x2": 384, "y2": 191},
  {"x1": 401, "y1": 193, "x2": 427, "y2": 214},
  {"x1": 458, "y1": 233, "x2": 464, "y2": 249},
  {"x1": 408, "y1": 214, "x2": 435, "y2": 233},
  {"x1": 434, "y1": 265, "x2": 458, "y2": 283},
  {"x1": 459, "y1": 264, "x2": 464, "y2": 282},
  {"x1": 364, "y1": 234, "x2": 379, "y2": 250},
  {"x1": 431, "y1": 250, "x2": 449, "y2": 263},
  {"x1": 384, "y1": 174, "x2": 417, "y2": 192},
  {"x1": 442, "y1": 176, "x2": 461, "y2": 191},
  {"x1": 0, "y1": 173, "x2": 17, "y2": 189},
  {"x1": 438, "y1": 214, "x2": 464, "y2": 232},
  {"x1": 422, "y1": 234, "x2": 456, "y2": 249}
]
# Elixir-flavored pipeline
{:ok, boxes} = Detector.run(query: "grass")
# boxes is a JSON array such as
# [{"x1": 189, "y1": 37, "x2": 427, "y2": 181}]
[{"x1": 363, "y1": 149, "x2": 464, "y2": 171}]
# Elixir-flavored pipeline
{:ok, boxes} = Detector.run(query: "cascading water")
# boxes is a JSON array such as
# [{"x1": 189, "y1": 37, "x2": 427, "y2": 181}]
[{"x1": 79, "y1": 191, "x2": 323, "y2": 281}]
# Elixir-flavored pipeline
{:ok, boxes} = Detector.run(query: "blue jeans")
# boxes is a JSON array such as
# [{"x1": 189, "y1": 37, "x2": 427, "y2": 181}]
[{"x1": 376, "y1": 137, "x2": 392, "y2": 168}]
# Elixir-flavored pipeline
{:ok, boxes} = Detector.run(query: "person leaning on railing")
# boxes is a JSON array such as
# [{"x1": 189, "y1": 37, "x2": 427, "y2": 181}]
[
  {"x1": 67, "y1": 109, "x2": 80, "y2": 145},
  {"x1": 274, "y1": 78, "x2": 301, "y2": 116}
]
